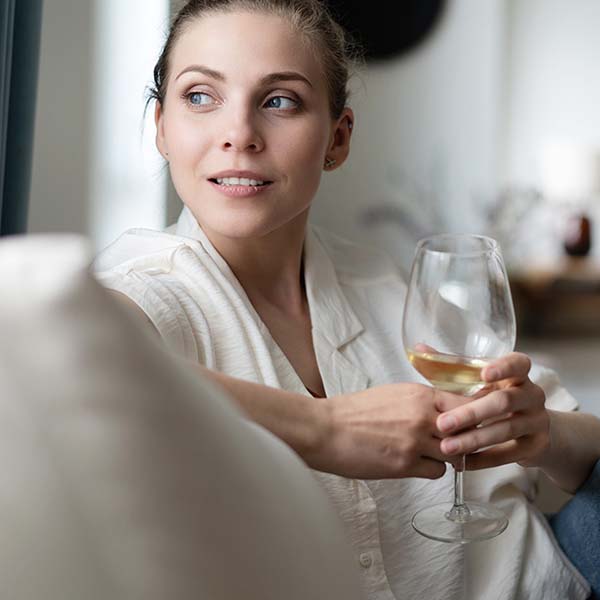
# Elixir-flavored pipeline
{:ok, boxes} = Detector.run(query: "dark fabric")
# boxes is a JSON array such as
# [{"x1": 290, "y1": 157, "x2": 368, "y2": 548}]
[
  {"x1": 0, "y1": 0, "x2": 43, "y2": 236},
  {"x1": 548, "y1": 459, "x2": 600, "y2": 599}
]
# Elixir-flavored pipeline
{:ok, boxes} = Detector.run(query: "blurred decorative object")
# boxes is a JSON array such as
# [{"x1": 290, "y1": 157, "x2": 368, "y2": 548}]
[
  {"x1": 481, "y1": 186, "x2": 544, "y2": 267},
  {"x1": 540, "y1": 143, "x2": 600, "y2": 257},
  {"x1": 563, "y1": 213, "x2": 591, "y2": 256},
  {"x1": 357, "y1": 161, "x2": 447, "y2": 276},
  {"x1": 324, "y1": 0, "x2": 446, "y2": 62},
  {"x1": 360, "y1": 161, "x2": 446, "y2": 233}
]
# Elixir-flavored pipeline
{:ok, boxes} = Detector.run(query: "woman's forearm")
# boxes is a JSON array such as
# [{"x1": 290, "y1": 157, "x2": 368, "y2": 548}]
[
  {"x1": 535, "y1": 410, "x2": 600, "y2": 494},
  {"x1": 196, "y1": 365, "x2": 332, "y2": 464},
  {"x1": 192, "y1": 366, "x2": 459, "y2": 480},
  {"x1": 107, "y1": 292, "x2": 334, "y2": 464}
]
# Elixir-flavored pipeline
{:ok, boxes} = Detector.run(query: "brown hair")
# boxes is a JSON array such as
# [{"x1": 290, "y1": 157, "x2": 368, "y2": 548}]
[{"x1": 147, "y1": 0, "x2": 364, "y2": 119}]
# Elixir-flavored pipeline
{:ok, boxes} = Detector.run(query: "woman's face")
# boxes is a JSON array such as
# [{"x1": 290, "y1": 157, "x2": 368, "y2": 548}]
[{"x1": 155, "y1": 10, "x2": 352, "y2": 241}]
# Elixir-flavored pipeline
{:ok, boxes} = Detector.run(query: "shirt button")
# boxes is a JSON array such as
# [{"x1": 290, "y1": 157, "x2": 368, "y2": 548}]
[{"x1": 359, "y1": 552, "x2": 372, "y2": 568}]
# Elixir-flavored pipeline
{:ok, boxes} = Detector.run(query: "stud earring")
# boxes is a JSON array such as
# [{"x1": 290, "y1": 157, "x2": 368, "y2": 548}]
[{"x1": 324, "y1": 157, "x2": 336, "y2": 168}]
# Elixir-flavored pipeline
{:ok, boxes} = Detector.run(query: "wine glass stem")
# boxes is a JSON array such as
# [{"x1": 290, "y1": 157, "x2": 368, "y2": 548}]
[{"x1": 448, "y1": 454, "x2": 471, "y2": 522}]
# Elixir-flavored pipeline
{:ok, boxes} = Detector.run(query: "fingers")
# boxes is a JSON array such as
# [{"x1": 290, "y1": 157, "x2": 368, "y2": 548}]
[
  {"x1": 432, "y1": 387, "x2": 473, "y2": 414},
  {"x1": 482, "y1": 352, "x2": 531, "y2": 386},
  {"x1": 464, "y1": 438, "x2": 540, "y2": 470},
  {"x1": 399, "y1": 431, "x2": 449, "y2": 479},
  {"x1": 439, "y1": 413, "x2": 543, "y2": 456},
  {"x1": 471, "y1": 384, "x2": 498, "y2": 399},
  {"x1": 411, "y1": 458, "x2": 447, "y2": 480},
  {"x1": 436, "y1": 384, "x2": 543, "y2": 434},
  {"x1": 422, "y1": 435, "x2": 454, "y2": 463},
  {"x1": 414, "y1": 342, "x2": 437, "y2": 353},
  {"x1": 465, "y1": 441, "x2": 518, "y2": 469},
  {"x1": 397, "y1": 432, "x2": 452, "y2": 478}
]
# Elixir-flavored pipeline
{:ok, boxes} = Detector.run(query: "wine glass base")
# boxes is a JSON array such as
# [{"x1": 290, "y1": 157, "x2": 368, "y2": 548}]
[{"x1": 412, "y1": 501, "x2": 508, "y2": 544}]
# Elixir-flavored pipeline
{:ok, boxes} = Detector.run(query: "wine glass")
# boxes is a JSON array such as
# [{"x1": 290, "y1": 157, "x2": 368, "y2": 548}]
[{"x1": 402, "y1": 233, "x2": 516, "y2": 543}]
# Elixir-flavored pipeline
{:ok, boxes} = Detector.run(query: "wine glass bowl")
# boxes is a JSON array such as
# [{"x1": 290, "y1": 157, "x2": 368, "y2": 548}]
[{"x1": 402, "y1": 234, "x2": 516, "y2": 543}]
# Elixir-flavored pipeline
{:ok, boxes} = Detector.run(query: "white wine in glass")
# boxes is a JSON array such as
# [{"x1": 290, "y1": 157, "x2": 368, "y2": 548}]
[
  {"x1": 402, "y1": 234, "x2": 516, "y2": 543},
  {"x1": 406, "y1": 349, "x2": 490, "y2": 396}
]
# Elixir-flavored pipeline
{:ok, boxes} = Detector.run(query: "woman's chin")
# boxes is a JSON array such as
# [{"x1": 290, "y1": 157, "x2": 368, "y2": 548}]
[
  {"x1": 186, "y1": 202, "x2": 310, "y2": 242},
  {"x1": 197, "y1": 214, "x2": 292, "y2": 242}
]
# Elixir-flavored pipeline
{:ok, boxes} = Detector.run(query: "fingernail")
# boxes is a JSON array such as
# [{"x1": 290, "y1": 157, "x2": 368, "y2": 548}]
[
  {"x1": 438, "y1": 415, "x2": 457, "y2": 432},
  {"x1": 486, "y1": 367, "x2": 499, "y2": 380},
  {"x1": 443, "y1": 439, "x2": 459, "y2": 453}
]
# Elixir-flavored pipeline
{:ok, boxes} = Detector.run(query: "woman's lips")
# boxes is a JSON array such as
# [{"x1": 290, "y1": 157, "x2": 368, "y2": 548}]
[{"x1": 208, "y1": 180, "x2": 274, "y2": 198}]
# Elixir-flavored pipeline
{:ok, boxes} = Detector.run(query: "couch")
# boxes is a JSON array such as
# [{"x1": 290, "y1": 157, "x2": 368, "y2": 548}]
[{"x1": 0, "y1": 234, "x2": 363, "y2": 600}]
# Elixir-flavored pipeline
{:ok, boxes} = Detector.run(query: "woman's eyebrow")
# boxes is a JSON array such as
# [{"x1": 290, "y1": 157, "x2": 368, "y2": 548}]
[
  {"x1": 176, "y1": 65, "x2": 224, "y2": 82},
  {"x1": 260, "y1": 71, "x2": 313, "y2": 89},
  {"x1": 175, "y1": 64, "x2": 313, "y2": 88}
]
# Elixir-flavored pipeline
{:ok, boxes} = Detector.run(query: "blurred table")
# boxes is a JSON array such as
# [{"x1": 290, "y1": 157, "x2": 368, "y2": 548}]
[{"x1": 508, "y1": 257, "x2": 600, "y2": 337}]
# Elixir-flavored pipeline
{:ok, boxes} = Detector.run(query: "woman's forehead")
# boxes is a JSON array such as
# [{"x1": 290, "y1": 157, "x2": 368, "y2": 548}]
[{"x1": 170, "y1": 11, "x2": 326, "y2": 87}]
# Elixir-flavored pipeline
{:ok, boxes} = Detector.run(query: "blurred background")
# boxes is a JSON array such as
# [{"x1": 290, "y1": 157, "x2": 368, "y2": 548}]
[{"x1": 4, "y1": 0, "x2": 600, "y2": 414}]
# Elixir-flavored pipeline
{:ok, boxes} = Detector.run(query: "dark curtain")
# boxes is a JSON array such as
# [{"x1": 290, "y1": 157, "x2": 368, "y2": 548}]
[{"x1": 0, "y1": 0, "x2": 43, "y2": 236}]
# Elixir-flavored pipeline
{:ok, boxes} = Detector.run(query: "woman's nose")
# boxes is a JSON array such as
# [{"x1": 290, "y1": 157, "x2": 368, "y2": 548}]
[{"x1": 220, "y1": 111, "x2": 264, "y2": 153}]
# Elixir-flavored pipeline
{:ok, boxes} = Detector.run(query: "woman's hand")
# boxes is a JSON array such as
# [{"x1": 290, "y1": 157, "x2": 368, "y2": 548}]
[
  {"x1": 318, "y1": 383, "x2": 471, "y2": 480},
  {"x1": 435, "y1": 352, "x2": 552, "y2": 470}
]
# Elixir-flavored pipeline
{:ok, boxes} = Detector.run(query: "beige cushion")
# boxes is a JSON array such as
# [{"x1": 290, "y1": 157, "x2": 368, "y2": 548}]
[{"x1": 0, "y1": 234, "x2": 362, "y2": 600}]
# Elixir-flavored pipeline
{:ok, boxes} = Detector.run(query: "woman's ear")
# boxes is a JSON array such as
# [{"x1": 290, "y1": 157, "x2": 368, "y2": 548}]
[
  {"x1": 155, "y1": 101, "x2": 169, "y2": 160},
  {"x1": 323, "y1": 107, "x2": 354, "y2": 171}
]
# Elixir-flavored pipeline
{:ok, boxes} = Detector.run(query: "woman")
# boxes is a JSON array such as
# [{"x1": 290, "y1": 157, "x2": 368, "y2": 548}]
[{"x1": 94, "y1": 1, "x2": 600, "y2": 598}]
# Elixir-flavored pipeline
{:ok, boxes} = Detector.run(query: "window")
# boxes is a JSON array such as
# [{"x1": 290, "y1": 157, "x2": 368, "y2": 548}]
[{"x1": 89, "y1": 0, "x2": 169, "y2": 250}]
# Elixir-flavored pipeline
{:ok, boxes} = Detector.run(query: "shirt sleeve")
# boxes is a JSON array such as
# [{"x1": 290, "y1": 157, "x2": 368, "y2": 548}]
[
  {"x1": 529, "y1": 363, "x2": 579, "y2": 412},
  {"x1": 95, "y1": 269, "x2": 200, "y2": 363}
]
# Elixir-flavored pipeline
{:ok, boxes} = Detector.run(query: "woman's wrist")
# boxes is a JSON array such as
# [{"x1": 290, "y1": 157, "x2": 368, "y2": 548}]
[
  {"x1": 302, "y1": 396, "x2": 337, "y2": 470},
  {"x1": 534, "y1": 410, "x2": 600, "y2": 494},
  {"x1": 196, "y1": 364, "x2": 335, "y2": 465},
  {"x1": 520, "y1": 409, "x2": 559, "y2": 469}
]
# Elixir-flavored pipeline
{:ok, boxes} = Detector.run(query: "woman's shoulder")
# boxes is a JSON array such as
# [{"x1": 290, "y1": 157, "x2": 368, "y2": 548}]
[
  {"x1": 92, "y1": 227, "x2": 195, "y2": 274},
  {"x1": 93, "y1": 227, "x2": 206, "y2": 361},
  {"x1": 92, "y1": 226, "x2": 202, "y2": 333},
  {"x1": 310, "y1": 224, "x2": 406, "y2": 286}
]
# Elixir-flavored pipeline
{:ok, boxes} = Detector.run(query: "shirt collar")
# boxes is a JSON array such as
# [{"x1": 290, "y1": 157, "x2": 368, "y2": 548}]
[
  {"x1": 175, "y1": 207, "x2": 364, "y2": 350},
  {"x1": 301, "y1": 228, "x2": 365, "y2": 350}
]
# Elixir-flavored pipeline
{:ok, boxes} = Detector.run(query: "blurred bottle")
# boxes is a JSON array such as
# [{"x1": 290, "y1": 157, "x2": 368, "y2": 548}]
[{"x1": 563, "y1": 213, "x2": 591, "y2": 256}]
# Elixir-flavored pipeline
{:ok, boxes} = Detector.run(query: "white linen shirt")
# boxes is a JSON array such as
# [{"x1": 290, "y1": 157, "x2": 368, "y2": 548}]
[{"x1": 94, "y1": 207, "x2": 591, "y2": 600}]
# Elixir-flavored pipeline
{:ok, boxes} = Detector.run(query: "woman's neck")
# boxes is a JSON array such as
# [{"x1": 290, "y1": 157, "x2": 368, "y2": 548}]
[{"x1": 202, "y1": 212, "x2": 310, "y2": 316}]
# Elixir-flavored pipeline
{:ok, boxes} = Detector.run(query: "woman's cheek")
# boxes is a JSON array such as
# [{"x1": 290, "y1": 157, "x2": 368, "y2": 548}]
[{"x1": 169, "y1": 123, "x2": 207, "y2": 164}]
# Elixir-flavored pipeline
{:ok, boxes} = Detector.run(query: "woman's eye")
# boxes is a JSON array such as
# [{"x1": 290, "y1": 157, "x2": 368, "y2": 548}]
[
  {"x1": 265, "y1": 96, "x2": 299, "y2": 110},
  {"x1": 186, "y1": 92, "x2": 214, "y2": 107}
]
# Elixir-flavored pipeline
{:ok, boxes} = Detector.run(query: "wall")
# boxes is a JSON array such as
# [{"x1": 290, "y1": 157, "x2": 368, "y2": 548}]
[
  {"x1": 503, "y1": 0, "x2": 600, "y2": 257},
  {"x1": 28, "y1": 0, "x2": 93, "y2": 237},
  {"x1": 310, "y1": 0, "x2": 508, "y2": 274},
  {"x1": 28, "y1": 0, "x2": 507, "y2": 263},
  {"x1": 504, "y1": 0, "x2": 600, "y2": 185}
]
